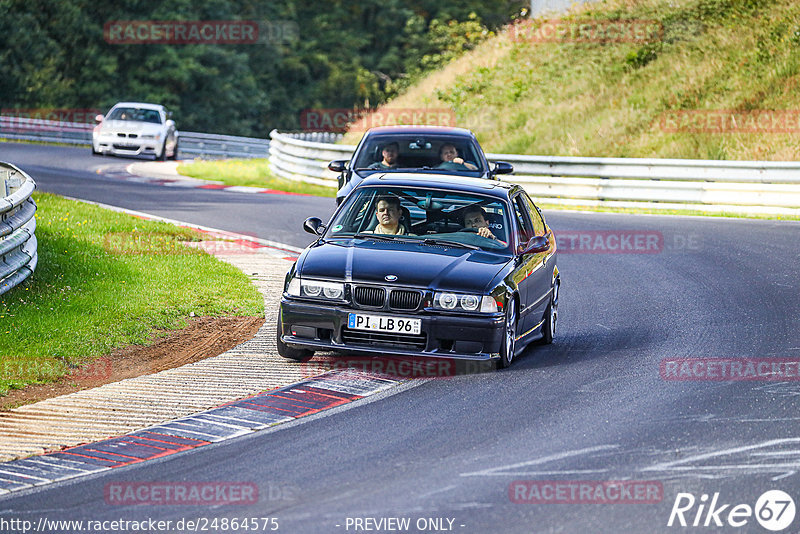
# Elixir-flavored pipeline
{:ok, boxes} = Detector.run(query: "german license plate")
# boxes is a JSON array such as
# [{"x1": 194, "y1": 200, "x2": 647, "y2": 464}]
[{"x1": 348, "y1": 313, "x2": 421, "y2": 334}]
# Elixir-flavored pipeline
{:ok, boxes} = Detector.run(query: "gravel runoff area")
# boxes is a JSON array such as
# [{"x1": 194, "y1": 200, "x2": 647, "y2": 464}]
[{"x1": 0, "y1": 245, "x2": 330, "y2": 463}]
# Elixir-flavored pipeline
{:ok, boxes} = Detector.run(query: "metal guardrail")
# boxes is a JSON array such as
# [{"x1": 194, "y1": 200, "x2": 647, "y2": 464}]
[
  {"x1": 0, "y1": 163, "x2": 37, "y2": 296},
  {"x1": 0, "y1": 115, "x2": 92, "y2": 146},
  {"x1": 178, "y1": 131, "x2": 269, "y2": 159},
  {"x1": 268, "y1": 130, "x2": 352, "y2": 187},
  {"x1": 0, "y1": 115, "x2": 270, "y2": 160},
  {"x1": 268, "y1": 130, "x2": 800, "y2": 214},
  {"x1": 3, "y1": 115, "x2": 799, "y2": 213}
]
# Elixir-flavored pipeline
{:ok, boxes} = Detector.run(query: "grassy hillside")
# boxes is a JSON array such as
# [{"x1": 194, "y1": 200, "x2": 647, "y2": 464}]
[{"x1": 345, "y1": 0, "x2": 800, "y2": 161}]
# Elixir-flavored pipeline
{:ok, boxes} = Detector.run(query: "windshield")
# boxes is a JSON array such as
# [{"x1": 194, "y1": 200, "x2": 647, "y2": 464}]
[
  {"x1": 326, "y1": 186, "x2": 511, "y2": 252},
  {"x1": 353, "y1": 134, "x2": 485, "y2": 174},
  {"x1": 107, "y1": 107, "x2": 163, "y2": 124}
]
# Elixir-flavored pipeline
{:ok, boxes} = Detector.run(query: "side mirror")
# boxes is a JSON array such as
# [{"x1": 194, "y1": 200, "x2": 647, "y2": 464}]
[
  {"x1": 492, "y1": 161, "x2": 514, "y2": 175},
  {"x1": 167, "y1": 111, "x2": 173, "y2": 119},
  {"x1": 95, "y1": 114, "x2": 104, "y2": 123},
  {"x1": 328, "y1": 160, "x2": 347, "y2": 173},
  {"x1": 522, "y1": 235, "x2": 549, "y2": 254},
  {"x1": 303, "y1": 217, "x2": 325, "y2": 236}
]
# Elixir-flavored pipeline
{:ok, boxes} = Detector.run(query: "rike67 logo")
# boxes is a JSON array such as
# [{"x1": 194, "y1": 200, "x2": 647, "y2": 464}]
[{"x1": 668, "y1": 490, "x2": 795, "y2": 531}]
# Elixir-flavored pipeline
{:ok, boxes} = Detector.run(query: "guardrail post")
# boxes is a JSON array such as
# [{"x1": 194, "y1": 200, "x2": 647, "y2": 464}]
[{"x1": 5, "y1": 171, "x2": 22, "y2": 195}]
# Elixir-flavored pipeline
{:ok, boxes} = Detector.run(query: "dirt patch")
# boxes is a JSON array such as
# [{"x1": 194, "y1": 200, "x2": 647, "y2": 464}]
[{"x1": 0, "y1": 316, "x2": 264, "y2": 411}]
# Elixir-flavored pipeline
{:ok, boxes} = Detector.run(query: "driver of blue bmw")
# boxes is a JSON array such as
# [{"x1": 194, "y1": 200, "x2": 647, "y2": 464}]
[
  {"x1": 373, "y1": 196, "x2": 407, "y2": 235},
  {"x1": 463, "y1": 206, "x2": 497, "y2": 240}
]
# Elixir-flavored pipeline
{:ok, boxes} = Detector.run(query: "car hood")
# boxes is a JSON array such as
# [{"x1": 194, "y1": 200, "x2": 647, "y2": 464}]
[
  {"x1": 100, "y1": 120, "x2": 163, "y2": 134},
  {"x1": 298, "y1": 239, "x2": 511, "y2": 293}
]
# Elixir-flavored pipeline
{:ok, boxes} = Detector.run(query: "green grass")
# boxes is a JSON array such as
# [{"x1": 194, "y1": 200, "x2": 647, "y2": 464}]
[
  {"x1": 0, "y1": 193, "x2": 265, "y2": 396},
  {"x1": 357, "y1": 0, "x2": 800, "y2": 161},
  {"x1": 178, "y1": 158, "x2": 336, "y2": 197}
]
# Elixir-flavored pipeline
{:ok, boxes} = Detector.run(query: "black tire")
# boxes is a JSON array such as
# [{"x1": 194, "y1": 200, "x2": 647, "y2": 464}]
[
  {"x1": 276, "y1": 314, "x2": 314, "y2": 361},
  {"x1": 497, "y1": 297, "x2": 517, "y2": 369},
  {"x1": 168, "y1": 139, "x2": 179, "y2": 160},
  {"x1": 156, "y1": 141, "x2": 167, "y2": 161},
  {"x1": 540, "y1": 280, "x2": 559, "y2": 345},
  {"x1": 91, "y1": 145, "x2": 100, "y2": 156}
]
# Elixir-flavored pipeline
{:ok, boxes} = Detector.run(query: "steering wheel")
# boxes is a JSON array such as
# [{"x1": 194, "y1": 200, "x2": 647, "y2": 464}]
[{"x1": 458, "y1": 227, "x2": 479, "y2": 233}]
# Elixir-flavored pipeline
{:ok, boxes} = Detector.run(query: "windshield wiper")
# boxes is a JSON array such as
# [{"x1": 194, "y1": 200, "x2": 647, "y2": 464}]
[
  {"x1": 353, "y1": 232, "x2": 397, "y2": 241},
  {"x1": 354, "y1": 232, "x2": 420, "y2": 243},
  {"x1": 422, "y1": 238, "x2": 480, "y2": 250}
]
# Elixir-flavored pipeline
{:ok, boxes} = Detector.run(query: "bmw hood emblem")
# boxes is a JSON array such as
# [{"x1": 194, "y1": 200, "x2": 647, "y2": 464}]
[{"x1": 385, "y1": 274, "x2": 398, "y2": 282}]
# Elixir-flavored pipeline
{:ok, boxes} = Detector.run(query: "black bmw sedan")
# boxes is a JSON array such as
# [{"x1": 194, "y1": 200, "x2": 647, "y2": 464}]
[{"x1": 277, "y1": 173, "x2": 559, "y2": 368}]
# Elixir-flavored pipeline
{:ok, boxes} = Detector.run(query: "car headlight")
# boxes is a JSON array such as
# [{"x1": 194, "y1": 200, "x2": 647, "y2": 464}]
[
  {"x1": 140, "y1": 134, "x2": 156, "y2": 139},
  {"x1": 287, "y1": 277, "x2": 344, "y2": 300},
  {"x1": 433, "y1": 292, "x2": 498, "y2": 313}
]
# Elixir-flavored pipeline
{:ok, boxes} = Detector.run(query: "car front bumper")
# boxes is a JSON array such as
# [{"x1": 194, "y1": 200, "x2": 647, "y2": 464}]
[
  {"x1": 95, "y1": 134, "x2": 159, "y2": 156},
  {"x1": 279, "y1": 298, "x2": 505, "y2": 361}
]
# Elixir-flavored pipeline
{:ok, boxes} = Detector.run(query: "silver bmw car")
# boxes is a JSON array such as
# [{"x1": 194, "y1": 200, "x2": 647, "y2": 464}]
[{"x1": 92, "y1": 102, "x2": 179, "y2": 160}]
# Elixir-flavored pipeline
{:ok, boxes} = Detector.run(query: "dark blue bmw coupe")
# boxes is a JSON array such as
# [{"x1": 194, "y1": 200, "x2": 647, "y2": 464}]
[
  {"x1": 328, "y1": 126, "x2": 514, "y2": 205},
  {"x1": 277, "y1": 173, "x2": 559, "y2": 368}
]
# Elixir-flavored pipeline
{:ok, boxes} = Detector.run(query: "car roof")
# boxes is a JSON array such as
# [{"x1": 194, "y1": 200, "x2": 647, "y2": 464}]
[
  {"x1": 110, "y1": 102, "x2": 165, "y2": 111},
  {"x1": 357, "y1": 173, "x2": 515, "y2": 199},
  {"x1": 363, "y1": 125, "x2": 475, "y2": 137}
]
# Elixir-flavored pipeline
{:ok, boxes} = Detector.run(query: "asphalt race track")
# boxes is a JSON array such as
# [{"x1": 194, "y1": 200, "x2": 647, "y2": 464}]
[
  {"x1": 0, "y1": 142, "x2": 333, "y2": 250},
  {"x1": 2, "y1": 141, "x2": 800, "y2": 533}
]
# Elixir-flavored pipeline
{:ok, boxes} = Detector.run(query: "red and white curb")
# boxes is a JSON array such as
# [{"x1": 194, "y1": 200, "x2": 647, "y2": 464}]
[
  {"x1": 0, "y1": 370, "x2": 400, "y2": 495},
  {"x1": 94, "y1": 161, "x2": 314, "y2": 196}
]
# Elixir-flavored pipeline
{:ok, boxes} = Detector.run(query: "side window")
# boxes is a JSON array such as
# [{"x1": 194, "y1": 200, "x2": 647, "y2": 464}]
[
  {"x1": 522, "y1": 193, "x2": 546, "y2": 236},
  {"x1": 512, "y1": 195, "x2": 535, "y2": 243}
]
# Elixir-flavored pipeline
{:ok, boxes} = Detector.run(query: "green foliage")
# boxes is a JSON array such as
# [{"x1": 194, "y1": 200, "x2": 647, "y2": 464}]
[
  {"x1": 0, "y1": 0, "x2": 524, "y2": 136},
  {"x1": 426, "y1": 0, "x2": 800, "y2": 161}
]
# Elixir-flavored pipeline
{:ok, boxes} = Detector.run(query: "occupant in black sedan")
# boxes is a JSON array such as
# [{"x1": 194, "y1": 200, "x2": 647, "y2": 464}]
[
  {"x1": 463, "y1": 205, "x2": 500, "y2": 241},
  {"x1": 367, "y1": 142, "x2": 400, "y2": 170},
  {"x1": 436, "y1": 143, "x2": 477, "y2": 171},
  {"x1": 369, "y1": 196, "x2": 408, "y2": 235}
]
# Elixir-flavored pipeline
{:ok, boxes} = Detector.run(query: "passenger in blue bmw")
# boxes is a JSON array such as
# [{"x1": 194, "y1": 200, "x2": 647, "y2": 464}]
[
  {"x1": 436, "y1": 143, "x2": 477, "y2": 171},
  {"x1": 367, "y1": 142, "x2": 400, "y2": 170}
]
